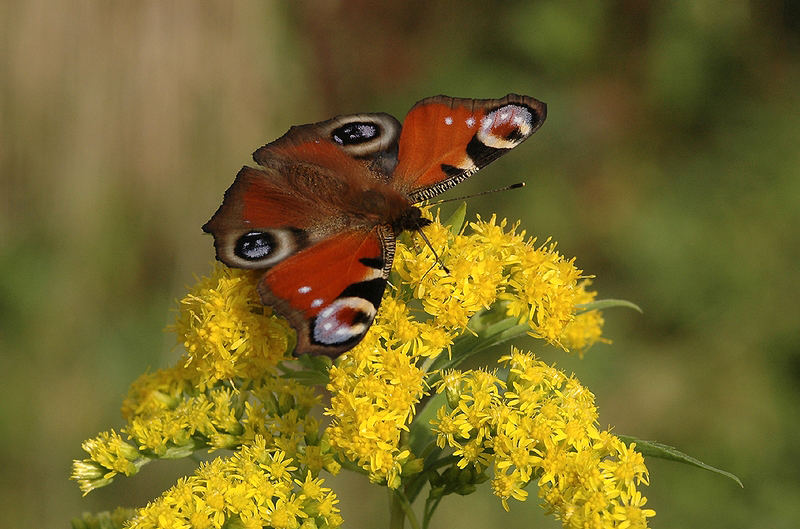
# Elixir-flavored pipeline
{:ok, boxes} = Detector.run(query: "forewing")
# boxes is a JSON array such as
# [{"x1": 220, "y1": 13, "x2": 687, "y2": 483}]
[
  {"x1": 391, "y1": 94, "x2": 547, "y2": 202},
  {"x1": 204, "y1": 111, "x2": 406, "y2": 357},
  {"x1": 253, "y1": 112, "x2": 402, "y2": 181},
  {"x1": 202, "y1": 166, "x2": 325, "y2": 269}
]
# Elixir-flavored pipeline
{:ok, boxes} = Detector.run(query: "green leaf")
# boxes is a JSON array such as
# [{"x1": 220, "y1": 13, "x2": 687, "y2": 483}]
[
  {"x1": 409, "y1": 391, "x2": 444, "y2": 458},
  {"x1": 280, "y1": 369, "x2": 330, "y2": 386},
  {"x1": 428, "y1": 311, "x2": 529, "y2": 375},
  {"x1": 442, "y1": 202, "x2": 467, "y2": 235},
  {"x1": 577, "y1": 298, "x2": 642, "y2": 313},
  {"x1": 279, "y1": 354, "x2": 331, "y2": 385},
  {"x1": 619, "y1": 435, "x2": 743, "y2": 488}
]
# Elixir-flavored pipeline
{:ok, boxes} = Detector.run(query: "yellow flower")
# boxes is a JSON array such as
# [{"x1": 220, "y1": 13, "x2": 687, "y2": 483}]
[
  {"x1": 324, "y1": 209, "x2": 607, "y2": 487},
  {"x1": 324, "y1": 318, "x2": 428, "y2": 486},
  {"x1": 127, "y1": 438, "x2": 340, "y2": 529},
  {"x1": 561, "y1": 280, "x2": 611, "y2": 355},
  {"x1": 431, "y1": 347, "x2": 654, "y2": 527},
  {"x1": 174, "y1": 264, "x2": 292, "y2": 387},
  {"x1": 74, "y1": 207, "x2": 636, "y2": 528},
  {"x1": 492, "y1": 470, "x2": 529, "y2": 511}
]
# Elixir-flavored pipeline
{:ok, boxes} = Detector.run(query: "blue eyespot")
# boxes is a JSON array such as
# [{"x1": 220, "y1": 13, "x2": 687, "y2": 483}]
[
  {"x1": 235, "y1": 231, "x2": 275, "y2": 261},
  {"x1": 332, "y1": 122, "x2": 379, "y2": 145}
]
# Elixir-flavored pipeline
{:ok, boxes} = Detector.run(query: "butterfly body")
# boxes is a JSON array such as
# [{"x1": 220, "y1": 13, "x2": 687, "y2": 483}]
[{"x1": 204, "y1": 95, "x2": 546, "y2": 357}]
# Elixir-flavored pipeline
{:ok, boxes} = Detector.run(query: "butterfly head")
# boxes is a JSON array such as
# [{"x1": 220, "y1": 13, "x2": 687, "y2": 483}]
[{"x1": 390, "y1": 205, "x2": 432, "y2": 235}]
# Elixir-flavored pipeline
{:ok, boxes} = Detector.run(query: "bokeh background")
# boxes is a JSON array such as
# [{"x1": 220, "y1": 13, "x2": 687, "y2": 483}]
[{"x1": 2, "y1": 1, "x2": 799, "y2": 527}]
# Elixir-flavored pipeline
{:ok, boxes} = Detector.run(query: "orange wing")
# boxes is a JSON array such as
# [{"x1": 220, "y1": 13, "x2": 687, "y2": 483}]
[
  {"x1": 260, "y1": 226, "x2": 394, "y2": 357},
  {"x1": 392, "y1": 94, "x2": 546, "y2": 202}
]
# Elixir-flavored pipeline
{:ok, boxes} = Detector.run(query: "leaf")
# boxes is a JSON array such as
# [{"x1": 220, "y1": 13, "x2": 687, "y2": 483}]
[
  {"x1": 577, "y1": 298, "x2": 642, "y2": 314},
  {"x1": 442, "y1": 202, "x2": 467, "y2": 235},
  {"x1": 618, "y1": 435, "x2": 743, "y2": 488},
  {"x1": 428, "y1": 311, "x2": 529, "y2": 375},
  {"x1": 279, "y1": 354, "x2": 331, "y2": 385},
  {"x1": 410, "y1": 391, "x2": 444, "y2": 457}
]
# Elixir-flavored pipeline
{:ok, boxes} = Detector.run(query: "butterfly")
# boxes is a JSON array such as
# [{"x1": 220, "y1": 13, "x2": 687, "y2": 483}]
[{"x1": 203, "y1": 94, "x2": 547, "y2": 357}]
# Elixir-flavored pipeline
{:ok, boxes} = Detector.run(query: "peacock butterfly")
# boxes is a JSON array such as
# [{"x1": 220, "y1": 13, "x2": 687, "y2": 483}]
[{"x1": 203, "y1": 94, "x2": 547, "y2": 357}]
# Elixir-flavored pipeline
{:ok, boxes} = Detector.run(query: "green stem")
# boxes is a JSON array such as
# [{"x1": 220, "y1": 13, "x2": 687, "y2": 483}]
[
  {"x1": 389, "y1": 490, "x2": 405, "y2": 529},
  {"x1": 423, "y1": 496, "x2": 443, "y2": 529},
  {"x1": 389, "y1": 490, "x2": 421, "y2": 529},
  {"x1": 405, "y1": 455, "x2": 460, "y2": 503}
]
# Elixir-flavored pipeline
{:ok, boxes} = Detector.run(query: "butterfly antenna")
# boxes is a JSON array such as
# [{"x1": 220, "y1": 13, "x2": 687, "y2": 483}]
[
  {"x1": 417, "y1": 228, "x2": 450, "y2": 276},
  {"x1": 425, "y1": 182, "x2": 525, "y2": 206}
]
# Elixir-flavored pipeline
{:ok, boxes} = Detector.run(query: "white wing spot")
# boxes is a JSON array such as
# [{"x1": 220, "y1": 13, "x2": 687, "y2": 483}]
[
  {"x1": 312, "y1": 297, "x2": 376, "y2": 345},
  {"x1": 298, "y1": 286, "x2": 311, "y2": 294},
  {"x1": 444, "y1": 116, "x2": 453, "y2": 125},
  {"x1": 465, "y1": 116, "x2": 476, "y2": 127},
  {"x1": 311, "y1": 298, "x2": 324, "y2": 308}
]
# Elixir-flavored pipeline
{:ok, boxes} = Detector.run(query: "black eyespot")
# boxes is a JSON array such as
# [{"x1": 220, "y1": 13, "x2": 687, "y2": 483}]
[
  {"x1": 332, "y1": 122, "x2": 379, "y2": 145},
  {"x1": 235, "y1": 231, "x2": 276, "y2": 261}
]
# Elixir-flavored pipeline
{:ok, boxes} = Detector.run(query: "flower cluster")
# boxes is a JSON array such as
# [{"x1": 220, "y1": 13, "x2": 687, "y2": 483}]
[
  {"x1": 173, "y1": 265, "x2": 292, "y2": 387},
  {"x1": 325, "y1": 317, "x2": 428, "y2": 488},
  {"x1": 129, "y1": 436, "x2": 341, "y2": 529},
  {"x1": 324, "y1": 211, "x2": 609, "y2": 489},
  {"x1": 72, "y1": 267, "x2": 341, "y2": 527},
  {"x1": 72, "y1": 207, "x2": 653, "y2": 529},
  {"x1": 432, "y1": 347, "x2": 655, "y2": 527},
  {"x1": 391, "y1": 213, "x2": 604, "y2": 353}
]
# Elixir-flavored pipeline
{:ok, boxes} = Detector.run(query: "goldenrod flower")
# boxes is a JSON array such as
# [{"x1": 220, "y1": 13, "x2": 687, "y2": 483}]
[
  {"x1": 430, "y1": 347, "x2": 654, "y2": 527},
  {"x1": 72, "y1": 267, "x2": 334, "y2": 500},
  {"x1": 128, "y1": 437, "x2": 340, "y2": 529},
  {"x1": 72, "y1": 207, "x2": 655, "y2": 529},
  {"x1": 174, "y1": 265, "x2": 292, "y2": 386},
  {"x1": 325, "y1": 210, "x2": 609, "y2": 488}
]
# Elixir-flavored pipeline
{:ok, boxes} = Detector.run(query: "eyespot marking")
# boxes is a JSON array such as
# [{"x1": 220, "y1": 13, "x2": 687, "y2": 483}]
[
  {"x1": 331, "y1": 122, "x2": 379, "y2": 145},
  {"x1": 476, "y1": 104, "x2": 535, "y2": 150},
  {"x1": 312, "y1": 297, "x2": 376, "y2": 346},
  {"x1": 224, "y1": 227, "x2": 303, "y2": 269},
  {"x1": 325, "y1": 114, "x2": 401, "y2": 160},
  {"x1": 235, "y1": 231, "x2": 276, "y2": 261}
]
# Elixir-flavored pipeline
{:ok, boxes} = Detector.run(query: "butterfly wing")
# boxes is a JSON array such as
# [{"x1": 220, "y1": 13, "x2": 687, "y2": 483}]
[
  {"x1": 204, "y1": 113, "x2": 405, "y2": 356},
  {"x1": 202, "y1": 166, "x2": 329, "y2": 270},
  {"x1": 260, "y1": 226, "x2": 394, "y2": 357},
  {"x1": 391, "y1": 94, "x2": 547, "y2": 202},
  {"x1": 204, "y1": 95, "x2": 547, "y2": 357},
  {"x1": 253, "y1": 112, "x2": 402, "y2": 181}
]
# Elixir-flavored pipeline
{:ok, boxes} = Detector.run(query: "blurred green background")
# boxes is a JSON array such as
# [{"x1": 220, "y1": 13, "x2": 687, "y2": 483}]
[{"x1": 2, "y1": 1, "x2": 799, "y2": 527}]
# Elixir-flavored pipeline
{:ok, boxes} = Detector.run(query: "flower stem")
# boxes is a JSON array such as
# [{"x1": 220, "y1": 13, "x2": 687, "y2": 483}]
[
  {"x1": 389, "y1": 490, "x2": 405, "y2": 529},
  {"x1": 389, "y1": 489, "x2": 421, "y2": 529}
]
